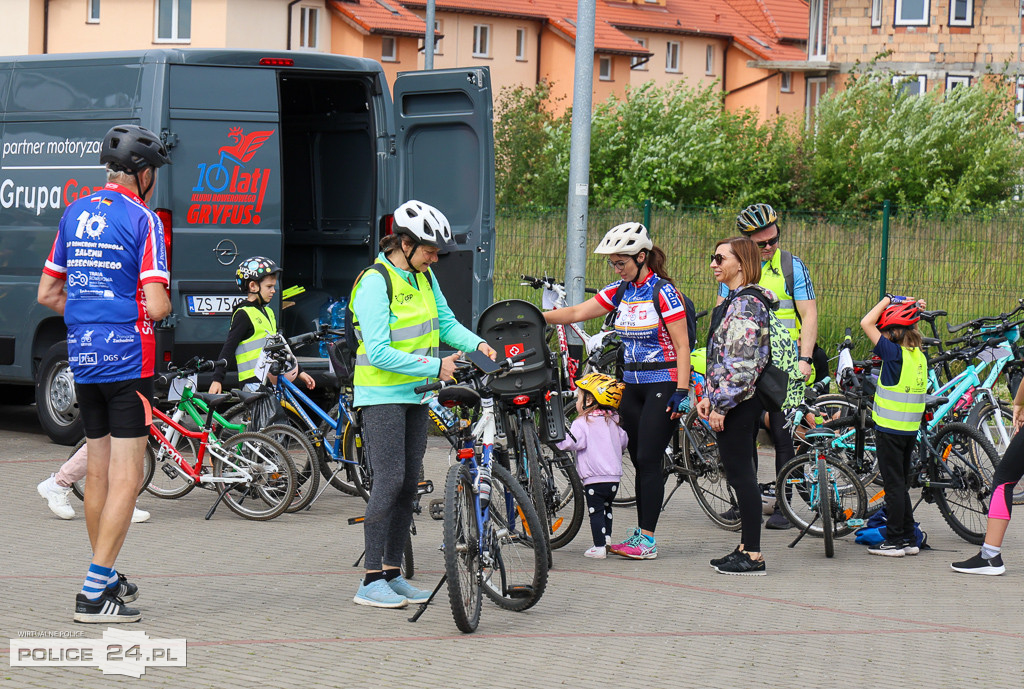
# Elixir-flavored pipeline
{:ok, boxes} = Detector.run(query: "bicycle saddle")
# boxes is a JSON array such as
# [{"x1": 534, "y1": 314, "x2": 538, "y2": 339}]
[
  {"x1": 236, "y1": 388, "x2": 271, "y2": 406},
  {"x1": 924, "y1": 395, "x2": 949, "y2": 409},
  {"x1": 803, "y1": 427, "x2": 837, "y2": 441},
  {"x1": 437, "y1": 385, "x2": 481, "y2": 409},
  {"x1": 192, "y1": 392, "x2": 235, "y2": 409}
]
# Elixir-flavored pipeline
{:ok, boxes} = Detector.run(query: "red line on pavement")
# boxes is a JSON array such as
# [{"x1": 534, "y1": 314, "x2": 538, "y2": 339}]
[{"x1": 1, "y1": 458, "x2": 61, "y2": 464}]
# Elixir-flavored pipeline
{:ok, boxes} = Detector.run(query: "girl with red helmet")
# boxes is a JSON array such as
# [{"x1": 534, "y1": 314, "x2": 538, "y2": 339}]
[{"x1": 860, "y1": 294, "x2": 928, "y2": 557}]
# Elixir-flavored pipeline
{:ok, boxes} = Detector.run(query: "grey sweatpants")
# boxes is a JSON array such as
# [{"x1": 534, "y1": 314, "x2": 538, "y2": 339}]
[{"x1": 360, "y1": 403, "x2": 428, "y2": 570}]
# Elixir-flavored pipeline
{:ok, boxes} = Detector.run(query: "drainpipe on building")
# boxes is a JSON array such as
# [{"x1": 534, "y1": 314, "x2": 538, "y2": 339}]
[
  {"x1": 722, "y1": 40, "x2": 731, "y2": 102},
  {"x1": 536, "y1": 22, "x2": 545, "y2": 85},
  {"x1": 425, "y1": 0, "x2": 436, "y2": 69},
  {"x1": 42, "y1": 0, "x2": 50, "y2": 53},
  {"x1": 286, "y1": 0, "x2": 302, "y2": 50}
]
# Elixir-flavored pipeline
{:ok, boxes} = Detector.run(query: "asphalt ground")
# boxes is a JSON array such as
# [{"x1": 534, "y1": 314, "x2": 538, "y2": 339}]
[{"x1": 2, "y1": 401, "x2": 1022, "y2": 688}]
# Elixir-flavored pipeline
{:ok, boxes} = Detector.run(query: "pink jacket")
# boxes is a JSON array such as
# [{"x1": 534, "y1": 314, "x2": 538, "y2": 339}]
[{"x1": 556, "y1": 410, "x2": 628, "y2": 485}]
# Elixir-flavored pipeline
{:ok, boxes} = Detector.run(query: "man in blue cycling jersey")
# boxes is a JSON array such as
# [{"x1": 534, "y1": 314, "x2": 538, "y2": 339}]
[{"x1": 38, "y1": 125, "x2": 172, "y2": 623}]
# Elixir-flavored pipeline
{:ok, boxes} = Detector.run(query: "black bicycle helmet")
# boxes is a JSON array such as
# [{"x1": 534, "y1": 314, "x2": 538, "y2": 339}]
[
  {"x1": 100, "y1": 125, "x2": 172, "y2": 174},
  {"x1": 736, "y1": 203, "x2": 779, "y2": 235},
  {"x1": 235, "y1": 256, "x2": 283, "y2": 293}
]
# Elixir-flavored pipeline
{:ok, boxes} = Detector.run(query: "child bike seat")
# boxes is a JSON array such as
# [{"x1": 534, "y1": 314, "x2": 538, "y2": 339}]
[{"x1": 476, "y1": 299, "x2": 553, "y2": 398}]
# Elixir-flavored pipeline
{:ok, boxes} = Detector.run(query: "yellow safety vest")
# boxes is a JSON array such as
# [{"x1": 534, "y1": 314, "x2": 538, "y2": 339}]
[
  {"x1": 234, "y1": 304, "x2": 277, "y2": 382},
  {"x1": 352, "y1": 258, "x2": 440, "y2": 389},
  {"x1": 759, "y1": 250, "x2": 800, "y2": 341},
  {"x1": 871, "y1": 346, "x2": 928, "y2": 433}
]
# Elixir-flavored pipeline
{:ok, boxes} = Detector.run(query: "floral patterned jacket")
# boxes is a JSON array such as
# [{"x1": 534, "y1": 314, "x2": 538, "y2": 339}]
[{"x1": 705, "y1": 283, "x2": 774, "y2": 415}]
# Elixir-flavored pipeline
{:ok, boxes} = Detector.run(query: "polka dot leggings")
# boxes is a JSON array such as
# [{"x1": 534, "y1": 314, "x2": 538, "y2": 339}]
[{"x1": 584, "y1": 482, "x2": 619, "y2": 548}]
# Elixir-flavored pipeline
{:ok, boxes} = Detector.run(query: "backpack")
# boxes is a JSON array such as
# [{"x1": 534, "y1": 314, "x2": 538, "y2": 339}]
[
  {"x1": 611, "y1": 278, "x2": 698, "y2": 349},
  {"x1": 734, "y1": 286, "x2": 804, "y2": 410},
  {"x1": 854, "y1": 507, "x2": 927, "y2": 548}
]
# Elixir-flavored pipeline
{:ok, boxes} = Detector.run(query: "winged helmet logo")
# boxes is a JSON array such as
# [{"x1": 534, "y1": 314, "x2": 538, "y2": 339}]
[{"x1": 218, "y1": 127, "x2": 275, "y2": 164}]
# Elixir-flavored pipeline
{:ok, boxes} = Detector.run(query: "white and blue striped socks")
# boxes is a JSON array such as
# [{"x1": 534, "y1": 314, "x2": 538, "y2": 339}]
[{"x1": 82, "y1": 563, "x2": 113, "y2": 601}]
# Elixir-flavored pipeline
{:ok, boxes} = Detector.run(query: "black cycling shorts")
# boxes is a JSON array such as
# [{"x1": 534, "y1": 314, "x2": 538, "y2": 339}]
[{"x1": 76, "y1": 377, "x2": 154, "y2": 439}]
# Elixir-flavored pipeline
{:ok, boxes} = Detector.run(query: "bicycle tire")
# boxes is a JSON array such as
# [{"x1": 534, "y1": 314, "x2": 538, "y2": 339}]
[
  {"x1": 70, "y1": 439, "x2": 156, "y2": 501},
  {"x1": 482, "y1": 462, "x2": 548, "y2": 612},
  {"x1": 442, "y1": 463, "x2": 481, "y2": 633},
  {"x1": 145, "y1": 421, "x2": 199, "y2": 499},
  {"x1": 539, "y1": 444, "x2": 585, "y2": 549},
  {"x1": 680, "y1": 409, "x2": 741, "y2": 531},
  {"x1": 929, "y1": 422, "x2": 996, "y2": 545},
  {"x1": 213, "y1": 432, "x2": 296, "y2": 521},
  {"x1": 262, "y1": 424, "x2": 319, "y2": 513},
  {"x1": 810, "y1": 393, "x2": 861, "y2": 422},
  {"x1": 344, "y1": 420, "x2": 372, "y2": 502},
  {"x1": 966, "y1": 401, "x2": 1023, "y2": 504},
  {"x1": 776, "y1": 452, "x2": 867, "y2": 538},
  {"x1": 818, "y1": 456, "x2": 835, "y2": 558},
  {"x1": 317, "y1": 403, "x2": 362, "y2": 496},
  {"x1": 520, "y1": 417, "x2": 553, "y2": 555},
  {"x1": 402, "y1": 536, "x2": 415, "y2": 580}
]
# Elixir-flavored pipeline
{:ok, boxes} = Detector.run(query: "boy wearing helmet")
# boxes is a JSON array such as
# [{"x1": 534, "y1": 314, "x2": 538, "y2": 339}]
[
  {"x1": 556, "y1": 373, "x2": 629, "y2": 559},
  {"x1": 861, "y1": 294, "x2": 929, "y2": 557},
  {"x1": 37, "y1": 124, "x2": 172, "y2": 623},
  {"x1": 209, "y1": 256, "x2": 315, "y2": 394},
  {"x1": 349, "y1": 200, "x2": 496, "y2": 608}
]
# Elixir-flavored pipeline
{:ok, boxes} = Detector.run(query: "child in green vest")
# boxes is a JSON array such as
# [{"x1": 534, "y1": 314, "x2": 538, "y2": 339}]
[
  {"x1": 860, "y1": 295, "x2": 928, "y2": 557},
  {"x1": 209, "y1": 256, "x2": 315, "y2": 394}
]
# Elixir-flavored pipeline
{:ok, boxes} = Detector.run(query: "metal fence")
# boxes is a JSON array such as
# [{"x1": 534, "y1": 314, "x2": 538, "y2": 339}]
[{"x1": 494, "y1": 203, "x2": 1024, "y2": 353}]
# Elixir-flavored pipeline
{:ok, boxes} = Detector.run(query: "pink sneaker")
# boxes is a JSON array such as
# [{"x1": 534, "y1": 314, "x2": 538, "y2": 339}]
[{"x1": 609, "y1": 529, "x2": 657, "y2": 560}]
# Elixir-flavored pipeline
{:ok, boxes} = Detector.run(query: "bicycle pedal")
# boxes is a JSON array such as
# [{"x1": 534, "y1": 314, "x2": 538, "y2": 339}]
[
  {"x1": 347, "y1": 515, "x2": 366, "y2": 525},
  {"x1": 428, "y1": 498, "x2": 445, "y2": 521},
  {"x1": 506, "y1": 585, "x2": 533, "y2": 599},
  {"x1": 161, "y1": 463, "x2": 180, "y2": 480},
  {"x1": 845, "y1": 518, "x2": 866, "y2": 527},
  {"x1": 417, "y1": 480, "x2": 434, "y2": 495}
]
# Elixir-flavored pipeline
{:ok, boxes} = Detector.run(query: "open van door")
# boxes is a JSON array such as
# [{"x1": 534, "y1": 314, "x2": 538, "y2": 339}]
[{"x1": 392, "y1": 68, "x2": 495, "y2": 329}]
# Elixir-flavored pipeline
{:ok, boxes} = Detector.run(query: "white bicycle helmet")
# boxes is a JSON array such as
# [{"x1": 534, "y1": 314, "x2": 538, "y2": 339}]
[
  {"x1": 593, "y1": 222, "x2": 653, "y2": 256},
  {"x1": 393, "y1": 200, "x2": 457, "y2": 252}
]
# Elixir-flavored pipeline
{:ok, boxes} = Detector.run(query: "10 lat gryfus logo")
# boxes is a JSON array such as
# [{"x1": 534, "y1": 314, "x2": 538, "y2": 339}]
[{"x1": 10, "y1": 628, "x2": 186, "y2": 677}]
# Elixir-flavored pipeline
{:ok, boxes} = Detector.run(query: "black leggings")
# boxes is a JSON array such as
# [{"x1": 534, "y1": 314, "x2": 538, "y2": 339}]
[
  {"x1": 989, "y1": 428, "x2": 1024, "y2": 522},
  {"x1": 875, "y1": 430, "x2": 917, "y2": 541},
  {"x1": 716, "y1": 396, "x2": 764, "y2": 552},
  {"x1": 584, "y1": 482, "x2": 619, "y2": 547},
  {"x1": 618, "y1": 381, "x2": 677, "y2": 533}
]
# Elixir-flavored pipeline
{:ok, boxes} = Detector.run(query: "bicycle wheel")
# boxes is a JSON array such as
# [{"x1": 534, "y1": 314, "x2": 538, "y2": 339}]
[
  {"x1": 820, "y1": 416, "x2": 879, "y2": 487},
  {"x1": 145, "y1": 421, "x2": 199, "y2": 499},
  {"x1": 482, "y1": 462, "x2": 548, "y2": 612},
  {"x1": 70, "y1": 439, "x2": 156, "y2": 501},
  {"x1": 442, "y1": 463, "x2": 481, "y2": 633},
  {"x1": 262, "y1": 424, "x2": 319, "y2": 513},
  {"x1": 538, "y1": 444, "x2": 585, "y2": 549},
  {"x1": 966, "y1": 401, "x2": 1023, "y2": 504},
  {"x1": 810, "y1": 393, "x2": 861, "y2": 422},
  {"x1": 519, "y1": 417, "x2": 553, "y2": 553},
  {"x1": 212, "y1": 432, "x2": 296, "y2": 521},
  {"x1": 776, "y1": 453, "x2": 867, "y2": 537},
  {"x1": 680, "y1": 409, "x2": 741, "y2": 531},
  {"x1": 613, "y1": 457, "x2": 638, "y2": 507},
  {"x1": 818, "y1": 456, "x2": 834, "y2": 558},
  {"x1": 929, "y1": 422, "x2": 996, "y2": 545},
  {"x1": 344, "y1": 420, "x2": 372, "y2": 502},
  {"x1": 402, "y1": 536, "x2": 415, "y2": 580},
  {"x1": 317, "y1": 403, "x2": 362, "y2": 497}
]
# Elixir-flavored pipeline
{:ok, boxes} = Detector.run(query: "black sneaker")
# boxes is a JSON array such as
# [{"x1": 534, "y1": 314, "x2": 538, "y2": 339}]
[
  {"x1": 719, "y1": 506, "x2": 763, "y2": 525},
  {"x1": 765, "y1": 508, "x2": 793, "y2": 530},
  {"x1": 714, "y1": 550, "x2": 766, "y2": 576},
  {"x1": 106, "y1": 572, "x2": 138, "y2": 603},
  {"x1": 867, "y1": 539, "x2": 905, "y2": 557},
  {"x1": 710, "y1": 546, "x2": 742, "y2": 568},
  {"x1": 74, "y1": 592, "x2": 141, "y2": 624},
  {"x1": 901, "y1": 539, "x2": 920, "y2": 556},
  {"x1": 951, "y1": 552, "x2": 1006, "y2": 576}
]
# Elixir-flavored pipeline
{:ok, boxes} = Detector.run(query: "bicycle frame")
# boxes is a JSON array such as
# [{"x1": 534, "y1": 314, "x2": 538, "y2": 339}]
[
  {"x1": 149, "y1": 405, "x2": 252, "y2": 485},
  {"x1": 274, "y1": 374, "x2": 358, "y2": 467}
]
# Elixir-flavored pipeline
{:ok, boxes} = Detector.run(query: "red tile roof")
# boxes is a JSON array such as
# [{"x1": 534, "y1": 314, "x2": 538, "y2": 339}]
[
  {"x1": 329, "y1": 0, "x2": 426, "y2": 37},
  {"x1": 757, "y1": 0, "x2": 810, "y2": 42}
]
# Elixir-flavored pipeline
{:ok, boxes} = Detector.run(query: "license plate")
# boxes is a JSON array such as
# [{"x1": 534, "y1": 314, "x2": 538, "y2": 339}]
[{"x1": 186, "y1": 295, "x2": 244, "y2": 315}]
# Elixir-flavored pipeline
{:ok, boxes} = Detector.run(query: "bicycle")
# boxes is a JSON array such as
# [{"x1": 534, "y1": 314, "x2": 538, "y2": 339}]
[
  {"x1": 410, "y1": 349, "x2": 548, "y2": 633},
  {"x1": 68, "y1": 438, "x2": 156, "y2": 502},
  {"x1": 145, "y1": 364, "x2": 297, "y2": 521}
]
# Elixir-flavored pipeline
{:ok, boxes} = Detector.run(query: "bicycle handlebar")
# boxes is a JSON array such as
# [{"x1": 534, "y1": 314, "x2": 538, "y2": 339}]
[
  {"x1": 929, "y1": 336, "x2": 1007, "y2": 365},
  {"x1": 156, "y1": 357, "x2": 228, "y2": 385},
  {"x1": 413, "y1": 348, "x2": 536, "y2": 394},
  {"x1": 946, "y1": 301, "x2": 1024, "y2": 333},
  {"x1": 520, "y1": 274, "x2": 597, "y2": 296}
]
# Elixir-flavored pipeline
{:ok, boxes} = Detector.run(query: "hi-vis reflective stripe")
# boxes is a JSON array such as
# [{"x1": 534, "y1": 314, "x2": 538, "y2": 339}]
[
  {"x1": 875, "y1": 387, "x2": 926, "y2": 405},
  {"x1": 236, "y1": 340, "x2": 264, "y2": 356},
  {"x1": 873, "y1": 406, "x2": 925, "y2": 424},
  {"x1": 356, "y1": 346, "x2": 438, "y2": 366}
]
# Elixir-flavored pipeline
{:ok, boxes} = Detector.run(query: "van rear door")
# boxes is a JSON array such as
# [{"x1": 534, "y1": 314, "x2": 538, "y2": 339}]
[{"x1": 391, "y1": 68, "x2": 495, "y2": 329}]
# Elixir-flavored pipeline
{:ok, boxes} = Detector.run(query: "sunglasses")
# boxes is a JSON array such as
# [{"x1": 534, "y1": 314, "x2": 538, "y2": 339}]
[
  {"x1": 756, "y1": 234, "x2": 780, "y2": 249},
  {"x1": 710, "y1": 253, "x2": 727, "y2": 265},
  {"x1": 606, "y1": 259, "x2": 629, "y2": 270}
]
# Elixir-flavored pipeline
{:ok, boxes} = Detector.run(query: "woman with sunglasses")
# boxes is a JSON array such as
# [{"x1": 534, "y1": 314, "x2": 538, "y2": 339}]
[
  {"x1": 699, "y1": 237, "x2": 773, "y2": 575},
  {"x1": 543, "y1": 222, "x2": 691, "y2": 560}
]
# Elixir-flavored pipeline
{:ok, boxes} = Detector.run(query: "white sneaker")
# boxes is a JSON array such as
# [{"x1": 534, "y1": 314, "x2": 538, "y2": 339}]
[
  {"x1": 584, "y1": 546, "x2": 607, "y2": 559},
  {"x1": 131, "y1": 507, "x2": 151, "y2": 523},
  {"x1": 37, "y1": 475, "x2": 75, "y2": 520}
]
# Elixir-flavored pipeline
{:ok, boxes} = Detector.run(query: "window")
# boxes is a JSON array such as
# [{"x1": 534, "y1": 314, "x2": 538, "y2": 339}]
[
  {"x1": 805, "y1": 77, "x2": 827, "y2": 130},
  {"x1": 299, "y1": 7, "x2": 319, "y2": 49},
  {"x1": 871, "y1": 0, "x2": 882, "y2": 27},
  {"x1": 893, "y1": 74, "x2": 927, "y2": 96},
  {"x1": 705, "y1": 45, "x2": 714, "y2": 74},
  {"x1": 666, "y1": 41, "x2": 680, "y2": 72},
  {"x1": 88, "y1": 0, "x2": 100, "y2": 23},
  {"x1": 808, "y1": 0, "x2": 826, "y2": 59},
  {"x1": 894, "y1": 0, "x2": 929, "y2": 25},
  {"x1": 949, "y1": 0, "x2": 973, "y2": 26},
  {"x1": 473, "y1": 24, "x2": 491, "y2": 57},
  {"x1": 516, "y1": 28, "x2": 527, "y2": 61},
  {"x1": 155, "y1": 0, "x2": 190, "y2": 42},
  {"x1": 421, "y1": 20, "x2": 443, "y2": 55},
  {"x1": 599, "y1": 56, "x2": 612, "y2": 81},
  {"x1": 381, "y1": 36, "x2": 396, "y2": 62},
  {"x1": 780, "y1": 72, "x2": 792, "y2": 93},
  {"x1": 631, "y1": 38, "x2": 648, "y2": 70},
  {"x1": 946, "y1": 74, "x2": 971, "y2": 91}
]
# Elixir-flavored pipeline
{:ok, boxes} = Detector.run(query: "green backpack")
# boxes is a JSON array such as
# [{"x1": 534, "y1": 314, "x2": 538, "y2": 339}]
[{"x1": 736, "y1": 287, "x2": 804, "y2": 411}]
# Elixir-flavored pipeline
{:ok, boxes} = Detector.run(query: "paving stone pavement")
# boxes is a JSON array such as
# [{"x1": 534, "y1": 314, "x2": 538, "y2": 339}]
[{"x1": 2, "y1": 401, "x2": 1022, "y2": 688}]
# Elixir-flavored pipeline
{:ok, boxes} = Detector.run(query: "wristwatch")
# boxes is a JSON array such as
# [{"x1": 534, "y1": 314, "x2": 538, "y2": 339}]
[{"x1": 799, "y1": 356, "x2": 813, "y2": 364}]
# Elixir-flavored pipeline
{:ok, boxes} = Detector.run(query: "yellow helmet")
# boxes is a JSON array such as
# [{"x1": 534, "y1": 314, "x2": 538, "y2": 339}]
[{"x1": 575, "y1": 372, "x2": 625, "y2": 410}]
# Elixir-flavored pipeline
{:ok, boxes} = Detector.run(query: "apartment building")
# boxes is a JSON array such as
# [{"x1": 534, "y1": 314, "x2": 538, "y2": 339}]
[{"x1": 5, "y1": 0, "x2": 811, "y2": 123}]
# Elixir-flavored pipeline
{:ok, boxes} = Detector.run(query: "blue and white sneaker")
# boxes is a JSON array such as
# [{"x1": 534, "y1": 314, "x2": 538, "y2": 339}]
[
  {"x1": 387, "y1": 575, "x2": 430, "y2": 603},
  {"x1": 353, "y1": 579, "x2": 408, "y2": 608}
]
